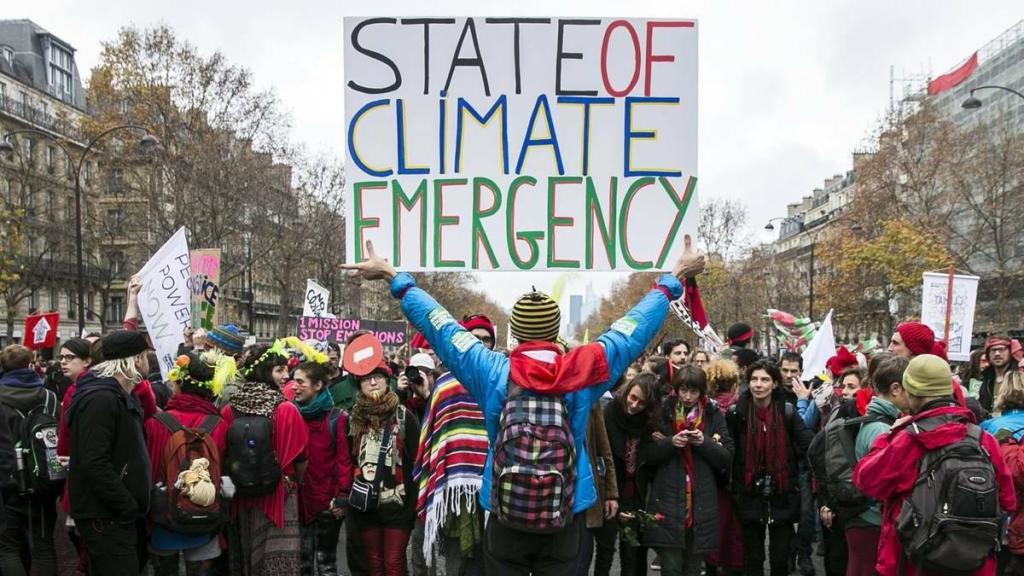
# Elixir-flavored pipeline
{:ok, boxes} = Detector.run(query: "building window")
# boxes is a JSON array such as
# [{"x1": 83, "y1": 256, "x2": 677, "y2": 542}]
[
  {"x1": 109, "y1": 251, "x2": 125, "y2": 276},
  {"x1": 86, "y1": 292, "x2": 95, "y2": 321},
  {"x1": 109, "y1": 168, "x2": 124, "y2": 194},
  {"x1": 47, "y1": 146, "x2": 55, "y2": 173},
  {"x1": 0, "y1": 82, "x2": 6, "y2": 103},
  {"x1": 107, "y1": 295, "x2": 124, "y2": 325},
  {"x1": 29, "y1": 290, "x2": 37, "y2": 313},
  {"x1": 1, "y1": 47, "x2": 11, "y2": 66},
  {"x1": 49, "y1": 287, "x2": 58, "y2": 313},
  {"x1": 107, "y1": 208, "x2": 124, "y2": 229},
  {"x1": 67, "y1": 290, "x2": 76, "y2": 320},
  {"x1": 49, "y1": 44, "x2": 74, "y2": 99}
]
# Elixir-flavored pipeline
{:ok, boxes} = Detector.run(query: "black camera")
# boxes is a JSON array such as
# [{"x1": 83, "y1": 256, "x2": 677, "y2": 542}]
[
  {"x1": 404, "y1": 366, "x2": 424, "y2": 387},
  {"x1": 754, "y1": 474, "x2": 775, "y2": 498}
]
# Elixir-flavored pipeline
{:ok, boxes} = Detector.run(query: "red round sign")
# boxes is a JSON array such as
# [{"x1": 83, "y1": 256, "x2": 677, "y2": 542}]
[{"x1": 343, "y1": 333, "x2": 384, "y2": 376}]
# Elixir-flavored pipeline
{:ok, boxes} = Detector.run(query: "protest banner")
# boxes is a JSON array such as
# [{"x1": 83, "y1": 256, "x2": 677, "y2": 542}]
[
  {"x1": 138, "y1": 227, "x2": 191, "y2": 380},
  {"x1": 296, "y1": 316, "x2": 407, "y2": 346},
  {"x1": 343, "y1": 17, "x2": 698, "y2": 271},
  {"x1": 303, "y1": 279, "x2": 331, "y2": 318},
  {"x1": 23, "y1": 313, "x2": 59, "y2": 350},
  {"x1": 190, "y1": 249, "x2": 221, "y2": 331},
  {"x1": 920, "y1": 271, "x2": 979, "y2": 362}
]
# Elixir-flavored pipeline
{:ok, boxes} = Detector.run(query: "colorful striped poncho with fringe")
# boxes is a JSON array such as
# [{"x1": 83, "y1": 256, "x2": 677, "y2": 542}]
[{"x1": 413, "y1": 372, "x2": 489, "y2": 565}]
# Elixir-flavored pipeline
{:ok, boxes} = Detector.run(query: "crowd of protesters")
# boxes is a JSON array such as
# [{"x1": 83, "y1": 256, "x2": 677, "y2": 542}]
[{"x1": 0, "y1": 236, "x2": 1020, "y2": 576}]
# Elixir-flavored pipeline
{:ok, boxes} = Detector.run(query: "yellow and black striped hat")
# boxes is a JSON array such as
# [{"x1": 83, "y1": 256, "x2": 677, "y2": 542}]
[{"x1": 510, "y1": 288, "x2": 561, "y2": 343}]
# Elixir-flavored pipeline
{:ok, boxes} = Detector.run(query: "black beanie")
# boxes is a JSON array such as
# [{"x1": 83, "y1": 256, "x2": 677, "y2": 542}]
[
  {"x1": 94, "y1": 331, "x2": 149, "y2": 363},
  {"x1": 726, "y1": 322, "x2": 754, "y2": 347}
]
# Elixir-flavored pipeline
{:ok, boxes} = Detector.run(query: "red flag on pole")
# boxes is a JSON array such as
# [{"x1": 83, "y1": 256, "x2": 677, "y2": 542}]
[
  {"x1": 23, "y1": 313, "x2": 59, "y2": 350},
  {"x1": 928, "y1": 52, "x2": 979, "y2": 96}
]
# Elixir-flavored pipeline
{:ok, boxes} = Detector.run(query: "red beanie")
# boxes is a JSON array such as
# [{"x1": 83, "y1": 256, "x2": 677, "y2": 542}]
[
  {"x1": 896, "y1": 322, "x2": 947, "y2": 360},
  {"x1": 460, "y1": 314, "x2": 495, "y2": 342},
  {"x1": 826, "y1": 346, "x2": 859, "y2": 378}
]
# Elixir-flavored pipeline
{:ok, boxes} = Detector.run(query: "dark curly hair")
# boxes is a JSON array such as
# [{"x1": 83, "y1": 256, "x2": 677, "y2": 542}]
[
  {"x1": 242, "y1": 344, "x2": 288, "y2": 386},
  {"x1": 295, "y1": 361, "x2": 330, "y2": 389}
]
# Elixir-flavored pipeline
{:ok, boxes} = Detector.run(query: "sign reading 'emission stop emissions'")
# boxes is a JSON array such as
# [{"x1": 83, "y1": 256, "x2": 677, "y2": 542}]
[{"x1": 344, "y1": 17, "x2": 699, "y2": 271}]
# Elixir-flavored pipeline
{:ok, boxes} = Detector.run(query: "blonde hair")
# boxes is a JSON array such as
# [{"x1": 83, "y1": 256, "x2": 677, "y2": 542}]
[
  {"x1": 995, "y1": 371, "x2": 1024, "y2": 413},
  {"x1": 704, "y1": 359, "x2": 740, "y2": 395},
  {"x1": 92, "y1": 354, "x2": 145, "y2": 384}
]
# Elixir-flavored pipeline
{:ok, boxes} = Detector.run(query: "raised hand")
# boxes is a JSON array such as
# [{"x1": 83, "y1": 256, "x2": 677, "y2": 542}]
[
  {"x1": 671, "y1": 234, "x2": 706, "y2": 280},
  {"x1": 340, "y1": 240, "x2": 398, "y2": 281}
]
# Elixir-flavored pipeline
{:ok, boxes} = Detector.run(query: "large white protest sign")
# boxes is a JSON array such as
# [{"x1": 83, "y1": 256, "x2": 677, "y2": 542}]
[
  {"x1": 137, "y1": 227, "x2": 191, "y2": 380},
  {"x1": 303, "y1": 279, "x2": 331, "y2": 318},
  {"x1": 920, "y1": 272, "x2": 979, "y2": 362},
  {"x1": 344, "y1": 17, "x2": 698, "y2": 271}
]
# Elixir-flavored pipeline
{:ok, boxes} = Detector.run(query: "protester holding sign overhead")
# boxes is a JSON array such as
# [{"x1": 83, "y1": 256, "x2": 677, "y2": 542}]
[
  {"x1": 343, "y1": 232, "x2": 705, "y2": 575},
  {"x1": 343, "y1": 17, "x2": 699, "y2": 273}
]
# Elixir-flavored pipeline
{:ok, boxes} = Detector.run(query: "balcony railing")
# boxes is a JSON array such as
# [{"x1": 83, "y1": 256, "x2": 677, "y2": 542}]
[{"x1": 0, "y1": 97, "x2": 84, "y2": 144}]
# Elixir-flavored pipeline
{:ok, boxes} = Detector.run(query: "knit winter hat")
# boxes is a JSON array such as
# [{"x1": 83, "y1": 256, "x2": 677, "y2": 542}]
[
  {"x1": 902, "y1": 354, "x2": 952, "y2": 397},
  {"x1": 461, "y1": 314, "x2": 496, "y2": 342},
  {"x1": 510, "y1": 289, "x2": 561, "y2": 343},
  {"x1": 726, "y1": 322, "x2": 754, "y2": 346},
  {"x1": 207, "y1": 324, "x2": 244, "y2": 355},
  {"x1": 895, "y1": 322, "x2": 947, "y2": 360}
]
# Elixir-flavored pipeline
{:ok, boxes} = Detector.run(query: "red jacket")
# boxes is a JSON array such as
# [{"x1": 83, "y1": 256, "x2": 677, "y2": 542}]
[
  {"x1": 1000, "y1": 441, "x2": 1024, "y2": 555},
  {"x1": 298, "y1": 410, "x2": 353, "y2": 524},
  {"x1": 143, "y1": 394, "x2": 229, "y2": 479},
  {"x1": 853, "y1": 402, "x2": 1017, "y2": 576}
]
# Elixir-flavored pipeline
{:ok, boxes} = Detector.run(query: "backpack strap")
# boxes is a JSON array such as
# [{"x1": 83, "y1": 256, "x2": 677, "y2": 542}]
[
  {"x1": 41, "y1": 389, "x2": 58, "y2": 418},
  {"x1": 197, "y1": 414, "x2": 221, "y2": 436},
  {"x1": 154, "y1": 411, "x2": 184, "y2": 435},
  {"x1": 370, "y1": 417, "x2": 394, "y2": 489}
]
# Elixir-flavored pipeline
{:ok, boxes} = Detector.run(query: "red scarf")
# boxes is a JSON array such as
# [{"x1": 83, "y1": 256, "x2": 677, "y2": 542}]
[
  {"x1": 674, "y1": 397, "x2": 706, "y2": 528},
  {"x1": 744, "y1": 401, "x2": 789, "y2": 494},
  {"x1": 508, "y1": 341, "x2": 609, "y2": 394}
]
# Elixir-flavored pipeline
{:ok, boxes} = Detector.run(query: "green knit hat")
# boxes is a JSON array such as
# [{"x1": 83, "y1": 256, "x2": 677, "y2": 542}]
[
  {"x1": 902, "y1": 354, "x2": 952, "y2": 397},
  {"x1": 510, "y1": 288, "x2": 561, "y2": 343}
]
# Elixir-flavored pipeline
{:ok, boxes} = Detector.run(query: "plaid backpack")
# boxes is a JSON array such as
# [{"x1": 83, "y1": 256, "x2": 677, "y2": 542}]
[{"x1": 491, "y1": 382, "x2": 576, "y2": 533}]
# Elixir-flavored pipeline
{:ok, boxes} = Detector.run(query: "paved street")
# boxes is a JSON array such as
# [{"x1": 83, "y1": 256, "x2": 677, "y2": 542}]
[{"x1": 337, "y1": 522, "x2": 827, "y2": 575}]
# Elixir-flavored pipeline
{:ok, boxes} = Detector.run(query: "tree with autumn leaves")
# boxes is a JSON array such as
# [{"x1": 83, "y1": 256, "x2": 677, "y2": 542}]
[{"x1": 825, "y1": 101, "x2": 1024, "y2": 334}]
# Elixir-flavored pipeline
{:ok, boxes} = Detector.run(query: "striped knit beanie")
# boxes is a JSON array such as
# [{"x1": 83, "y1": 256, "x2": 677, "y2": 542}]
[{"x1": 510, "y1": 288, "x2": 561, "y2": 343}]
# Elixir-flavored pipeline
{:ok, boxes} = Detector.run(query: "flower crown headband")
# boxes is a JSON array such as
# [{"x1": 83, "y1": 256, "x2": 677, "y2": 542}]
[
  {"x1": 243, "y1": 336, "x2": 329, "y2": 377},
  {"x1": 167, "y1": 350, "x2": 237, "y2": 397}
]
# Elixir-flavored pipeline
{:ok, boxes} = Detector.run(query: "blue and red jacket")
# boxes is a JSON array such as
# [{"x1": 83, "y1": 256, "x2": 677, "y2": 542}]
[{"x1": 389, "y1": 271, "x2": 683, "y2": 514}]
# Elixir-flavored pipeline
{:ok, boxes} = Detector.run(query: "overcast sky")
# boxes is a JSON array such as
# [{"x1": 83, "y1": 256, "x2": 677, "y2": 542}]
[{"x1": 19, "y1": 1, "x2": 1024, "y2": 318}]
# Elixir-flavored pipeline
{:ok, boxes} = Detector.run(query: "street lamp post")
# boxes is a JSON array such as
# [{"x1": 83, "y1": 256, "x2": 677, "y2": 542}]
[
  {"x1": 765, "y1": 216, "x2": 818, "y2": 320},
  {"x1": 961, "y1": 85, "x2": 1024, "y2": 110},
  {"x1": 0, "y1": 126, "x2": 159, "y2": 334}
]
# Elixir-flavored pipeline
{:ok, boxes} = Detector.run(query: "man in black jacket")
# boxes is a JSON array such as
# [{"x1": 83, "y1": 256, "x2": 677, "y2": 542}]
[
  {"x1": 67, "y1": 330, "x2": 151, "y2": 576},
  {"x1": 0, "y1": 344, "x2": 61, "y2": 576}
]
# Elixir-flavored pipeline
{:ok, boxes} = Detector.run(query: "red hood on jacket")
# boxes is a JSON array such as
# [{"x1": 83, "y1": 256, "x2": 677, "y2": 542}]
[
  {"x1": 508, "y1": 341, "x2": 610, "y2": 395},
  {"x1": 854, "y1": 402, "x2": 1016, "y2": 576}
]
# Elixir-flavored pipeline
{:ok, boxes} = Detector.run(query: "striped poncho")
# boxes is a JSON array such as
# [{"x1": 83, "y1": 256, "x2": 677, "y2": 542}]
[{"x1": 413, "y1": 372, "x2": 489, "y2": 564}]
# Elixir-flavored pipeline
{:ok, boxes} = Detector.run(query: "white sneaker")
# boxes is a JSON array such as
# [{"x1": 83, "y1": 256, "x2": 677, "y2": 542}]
[{"x1": 650, "y1": 560, "x2": 661, "y2": 571}]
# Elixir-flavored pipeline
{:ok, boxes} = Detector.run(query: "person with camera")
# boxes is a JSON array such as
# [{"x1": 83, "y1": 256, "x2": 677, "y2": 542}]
[
  {"x1": 397, "y1": 353, "x2": 437, "y2": 423},
  {"x1": 726, "y1": 360, "x2": 814, "y2": 576},
  {"x1": 345, "y1": 357, "x2": 420, "y2": 576}
]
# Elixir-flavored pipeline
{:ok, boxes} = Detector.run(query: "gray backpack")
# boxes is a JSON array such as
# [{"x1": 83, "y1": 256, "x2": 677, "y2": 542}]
[{"x1": 894, "y1": 418, "x2": 1004, "y2": 575}]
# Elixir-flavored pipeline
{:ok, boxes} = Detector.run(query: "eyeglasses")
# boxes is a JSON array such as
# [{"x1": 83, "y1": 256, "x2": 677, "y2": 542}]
[{"x1": 59, "y1": 354, "x2": 81, "y2": 362}]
